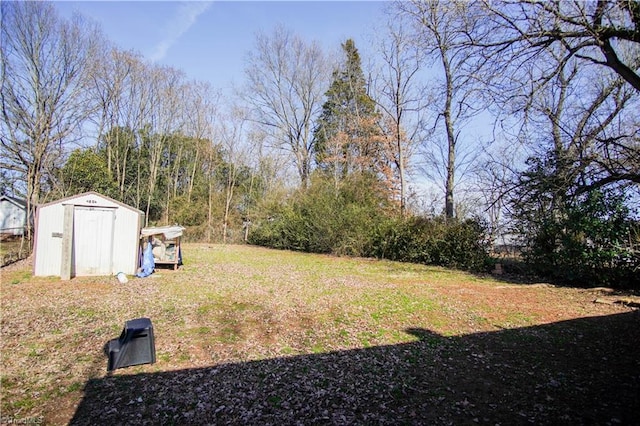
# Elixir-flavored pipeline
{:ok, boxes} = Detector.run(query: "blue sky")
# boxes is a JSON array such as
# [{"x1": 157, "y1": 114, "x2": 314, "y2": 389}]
[
  {"x1": 51, "y1": 1, "x2": 497, "y2": 208},
  {"x1": 55, "y1": 1, "x2": 389, "y2": 92}
]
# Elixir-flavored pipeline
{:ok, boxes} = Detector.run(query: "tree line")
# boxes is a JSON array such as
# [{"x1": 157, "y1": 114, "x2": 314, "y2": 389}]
[{"x1": 2, "y1": 1, "x2": 638, "y2": 287}]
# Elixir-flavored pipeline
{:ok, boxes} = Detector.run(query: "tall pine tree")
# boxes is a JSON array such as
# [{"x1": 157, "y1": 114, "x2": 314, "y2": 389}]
[{"x1": 313, "y1": 39, "x2": 383, "y2": 180}]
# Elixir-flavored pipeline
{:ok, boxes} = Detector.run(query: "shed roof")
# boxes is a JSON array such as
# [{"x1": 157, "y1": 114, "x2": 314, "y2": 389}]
[
  {"x1": 0, "y1": 195, "x2": 27, "y2": 209},
  {"x1": 37, "y1": 191, "x2": 143, "y2": 214},
  {"x1": 141, "y1": 225, "x2": 185, "y2": 239}
]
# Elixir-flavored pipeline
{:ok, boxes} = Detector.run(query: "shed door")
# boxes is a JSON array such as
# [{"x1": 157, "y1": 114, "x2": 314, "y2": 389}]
[{"x1": 73, "y1": 207, "x2": 115, "y2": 276}]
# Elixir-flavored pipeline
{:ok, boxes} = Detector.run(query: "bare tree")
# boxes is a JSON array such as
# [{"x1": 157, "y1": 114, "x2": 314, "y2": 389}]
[
  {"x1": 475, "y1": 1, "x2": 640, "y2": 195},
  {"x1": 394, "y1": 0, "x2": 486, "y2": 219},
  {"x1": 216, "y1": 105, "x2": 254, "y2": 243},
  {"x1": 373, "y1": 19, "x2": 427, "y2": 215},
  {"x1": 478, "y1": 0, "x2": 640, "y2": 93},
  {"x1": 467, "y1": 139, "x2": 524, "y2": 249},
  {"x1": 142, "y1": 66, "x2": 186, "y2": 225},
  {"x1": 243, "y1": 25, "x2": 330, "y2": 187},
  {"x1": 1, "y1": 1, "x2": 100, "y2": 238},
  {"x1": 516, "y1": 47, "x2": 638, "y2": 198},
  {"x1": 91, "y1": 47, "x2": 147, "y2": 200},
  {"x1": 182, "y1": 81, "x2": 221, "y2": 202}
]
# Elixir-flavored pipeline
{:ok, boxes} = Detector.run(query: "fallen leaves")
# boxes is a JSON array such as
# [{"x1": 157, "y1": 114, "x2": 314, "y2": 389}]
[{"x1": 1, "y1": 244, "x2": 638, "y2": 425}]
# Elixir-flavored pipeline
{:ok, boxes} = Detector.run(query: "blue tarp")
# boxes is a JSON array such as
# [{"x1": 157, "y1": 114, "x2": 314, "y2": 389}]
[{"x1": 136, "y1": 242, "x2": 155, "y2": 278}]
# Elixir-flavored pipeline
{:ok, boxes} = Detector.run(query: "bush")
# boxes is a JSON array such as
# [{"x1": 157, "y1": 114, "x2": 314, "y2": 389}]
[
  {"x1": 367, "y1": 216, "x2": 490, "y2": 272},
  {"x1": 249, "y1": 173, "x2": 391, "y2": 255},
  {"x1": 249, "y1": 173, "x2": 490, "y2": 272},
  {"x1": 521, "y1": 190, "x2": 640, "y2": 288}
]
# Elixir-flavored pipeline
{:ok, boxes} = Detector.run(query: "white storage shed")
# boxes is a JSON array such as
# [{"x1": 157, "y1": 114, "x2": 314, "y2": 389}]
[{"x1": 33, "y1": 192, "x2": 144, "y2": 278}]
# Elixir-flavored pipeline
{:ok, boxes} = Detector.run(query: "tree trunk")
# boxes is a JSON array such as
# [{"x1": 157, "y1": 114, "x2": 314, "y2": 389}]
[{"x1": 442, "y1": 50, "x2": 456, "y2": 220}]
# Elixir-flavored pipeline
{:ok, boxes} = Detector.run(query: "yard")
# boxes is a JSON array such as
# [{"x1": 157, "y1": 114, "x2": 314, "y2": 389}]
[
  {"x1": 1, "y1": 244, "x2": 638, "y2": 425},
  {"x1": 0, "y1": 238, "x2": 29, "y2": 267}
]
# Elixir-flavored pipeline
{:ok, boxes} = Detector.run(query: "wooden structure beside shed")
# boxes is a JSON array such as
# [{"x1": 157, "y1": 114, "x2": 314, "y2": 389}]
[
  {"x1": 33, "y1": 192, "x2": 144, "y2": 279},
  {"x1": 140, "y1": 225, "x2": 185, "y2": 270}
]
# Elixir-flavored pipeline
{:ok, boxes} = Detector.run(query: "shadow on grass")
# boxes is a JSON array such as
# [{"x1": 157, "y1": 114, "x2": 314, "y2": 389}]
[{"x1": 71, "y1": 311, "x2": 639, "y2": 425}]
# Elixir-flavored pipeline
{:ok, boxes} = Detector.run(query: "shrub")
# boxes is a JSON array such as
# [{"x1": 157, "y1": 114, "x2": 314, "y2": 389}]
[
  {"x1": 521, "y1": 190, "x2": 640, "y2": 288},
  {"x1": 248, "y1": 173, "x2": 391, "y2": 256},
  {"x1": 367, "y1": 216, "x2": 490, "y2": 272},
  {"x1": 250, "y1": 176, "x2": 490, "y2": 272}
]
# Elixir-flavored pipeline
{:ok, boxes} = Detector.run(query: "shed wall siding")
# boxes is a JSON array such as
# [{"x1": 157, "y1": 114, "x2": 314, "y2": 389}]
[
  {"x1": 34, "y1": 203, "x2": 65, "y2": 276},
  {"x1": 34, "y1": 193, "x2": 142, "y2": 277}
]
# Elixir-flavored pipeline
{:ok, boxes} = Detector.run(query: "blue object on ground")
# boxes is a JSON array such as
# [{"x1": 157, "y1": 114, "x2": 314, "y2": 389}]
[{"x1": 136, "y1": 242, "x2": 155, "y2": 278}]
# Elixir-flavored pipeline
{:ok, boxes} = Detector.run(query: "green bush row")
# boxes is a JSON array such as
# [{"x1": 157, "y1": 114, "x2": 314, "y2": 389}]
[
  {"x1": 367, "y1": 216, "x2": 490, "y2": 271},
  {"x1": 248, "y1": 173, "x2": 490, "y2": 272}
]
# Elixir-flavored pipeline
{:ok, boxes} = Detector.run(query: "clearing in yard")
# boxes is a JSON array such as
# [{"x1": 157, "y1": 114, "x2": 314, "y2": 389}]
[{"x1": 1, "y1": 244, "x2": 638, "y2": 425}]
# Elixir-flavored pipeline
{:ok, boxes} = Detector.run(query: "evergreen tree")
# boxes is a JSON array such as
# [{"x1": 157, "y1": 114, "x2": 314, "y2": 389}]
[
  {"x1": 313, "y1": 39, "x2": 383, "y2": 180},
  {"x1": 59, "y1": 149, "x2": 118, "y2": 198}
]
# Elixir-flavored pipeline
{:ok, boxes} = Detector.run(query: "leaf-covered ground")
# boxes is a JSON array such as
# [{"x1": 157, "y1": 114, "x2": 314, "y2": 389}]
[{"x1": 1, "y1": 244, "x2": 638, "y2": 425}]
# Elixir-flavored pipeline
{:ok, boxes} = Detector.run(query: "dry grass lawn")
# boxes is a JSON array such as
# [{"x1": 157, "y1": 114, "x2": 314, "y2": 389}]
[{"x1": 1, "y1": 244, "x2": 638, "y2": 425}]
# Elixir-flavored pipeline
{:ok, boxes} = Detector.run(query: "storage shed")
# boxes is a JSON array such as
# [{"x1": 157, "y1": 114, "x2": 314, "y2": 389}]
[
  {"x1": 33, "y1": 192, "x2": 144, "y2": 278},
  {"x1": 0, "y1": 195, "x2": 28, "y2": 237}
]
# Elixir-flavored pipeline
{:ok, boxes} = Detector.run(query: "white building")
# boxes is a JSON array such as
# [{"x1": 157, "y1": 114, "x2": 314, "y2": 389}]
[
  {"x1": 0, "y1": 195, "x2": 28, "y2": 236},
  {"x1": 33, "y1": 192, "x2": 144, "y2": 278}
]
